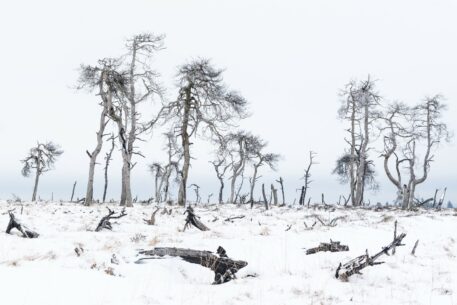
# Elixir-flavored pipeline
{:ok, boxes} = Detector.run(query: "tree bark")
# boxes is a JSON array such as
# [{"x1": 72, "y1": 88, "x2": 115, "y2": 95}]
[
  {"x1": 84, "y1": 109, "x2": 107, "y2": 206},
  {"x1": 178, "y1": 86, "x2": 192, "y2": 206}
]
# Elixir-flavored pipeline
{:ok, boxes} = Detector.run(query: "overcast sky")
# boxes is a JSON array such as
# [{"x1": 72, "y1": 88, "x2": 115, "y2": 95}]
[{"x1": 0, "y1": 0, "x2": 455, "y2": 205}]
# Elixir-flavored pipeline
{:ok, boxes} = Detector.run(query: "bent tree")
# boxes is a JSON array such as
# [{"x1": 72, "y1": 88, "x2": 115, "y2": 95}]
[
  {"x1": 21, "y1": 141, "x2": 63, "y2": 201},
  {"x1": 381, "y1": 97, "x2": 450, "y2": 209},
  {"x1": 163, "y1": 59, "x2": 248, "y2": 206}
]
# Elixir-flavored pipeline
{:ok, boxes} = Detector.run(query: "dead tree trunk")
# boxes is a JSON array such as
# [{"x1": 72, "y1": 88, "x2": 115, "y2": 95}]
[
  {"x1": 6, "y1": 212, "x2": 39, "y2": 238},
  {"x1": 84, "y1": 109, "x2": 108, "y2": 206},
  {"x1": 183, "y1": 206, "x2": 209, "y2": 231},
  {"x1": 306, "y1": 240, "x2": 349, "y2": 255},
  {"x1": 262, "y1": 183, "x2": 268, "y2": 210},
  {"x1": 102, "y1": 136, "x2": 115, "y2": 203},
  {"x1": 136, "y1": 246, "x2": 248, "y2": 284},
  {"x1": 276, "y1": 177, "x2": 285, "y2": 205},
  {"x1": 70, "y1": 181, "x2": 77, "y2": 202},
  {"x1": 271, "y1": 184, "x2": 278, "y2": 205}
]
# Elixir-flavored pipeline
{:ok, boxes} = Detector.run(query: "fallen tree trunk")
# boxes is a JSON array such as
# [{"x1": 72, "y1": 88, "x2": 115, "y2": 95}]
[
  {"x1": 5, "y1": 211, "x2": 39, "y2": 238},
  {"x1": 306, "y1": 240, "x2": 349, "y2": 255},
  {"x1": 335, "y1": 227, "x2": 406, "y2": 281},
  {"x1": 136, "y1": 246, "x2": 248, "y2": 284},
  {"x1": 183, "y1": 206, "x2": 209, "y2": 231}
]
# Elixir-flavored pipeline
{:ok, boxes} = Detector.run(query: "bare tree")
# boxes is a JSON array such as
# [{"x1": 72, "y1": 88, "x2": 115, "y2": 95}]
[
  {"x1": 21, "y1": 141, "x2": 63, "y2": 201},
  {"x1": 381, "y1": 96, "x2": 450, "y2": 209},
  {"x1": 86, "y1": 34, "x2": 164, "y2": 207},
  {"x1": 162, "y1": 59, "x2": 248, "y2": 206},
  {"x1": 78, "y1": 61, "x2": 114, "y2": 206},
  {"x1": 149, "y1": 163, "x2": 164, "y2": 203},
  {"x1": 300, "y1": 151, "x2": 317, "y2": 206},
  {"x1": 247, "y1": 136, "x2": 280, "y2": 207},
  {"x1": 334, "y1": 77, "x2": 381, "y2": 206},
  {"x1": 161, "y1": 132, "x2": 182, "y2": 202},
  {"x1": 189, "y1": 184, "x2": 201, "y2": 204},
  {"x1": 210, "y1": 138, "x2": 231, "y2": 204},
  {"x1": 226, "y1": 131, "x2": 253, "y2": 204}
]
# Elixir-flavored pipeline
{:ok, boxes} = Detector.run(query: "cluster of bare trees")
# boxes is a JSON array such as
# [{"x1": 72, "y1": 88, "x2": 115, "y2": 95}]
[
  {"x1": 334, "y1": 77, "x2": 450, "y2": 209},
  {"x1": 19, "y1": 35, "x2": 450, "y2": 210},
  {"x1": 75, "y1": 33, "x2": 282, "y2": 207}
]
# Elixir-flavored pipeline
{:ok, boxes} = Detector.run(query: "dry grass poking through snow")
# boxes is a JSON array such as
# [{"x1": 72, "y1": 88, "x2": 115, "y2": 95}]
[{"x1": 0, "y1": 201, "x2": 456, "y2": 305}]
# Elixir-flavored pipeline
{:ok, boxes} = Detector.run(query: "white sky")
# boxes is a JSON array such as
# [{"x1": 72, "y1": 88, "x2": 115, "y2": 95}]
[{"x1": 0, "y1": 0, "x2": 456, "y2": 204}]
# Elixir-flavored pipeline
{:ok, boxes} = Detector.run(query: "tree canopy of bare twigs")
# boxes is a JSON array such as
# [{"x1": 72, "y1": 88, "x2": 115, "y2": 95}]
[
  {"x1": 21, "y1": 141, "x2": 63, "y2": 201},
  {"x1": 79, "y1": 33, "x2": 165, "y2": 207},
  {"x1": 333, "y1": 77, "x2": 381, "y2": 206},
  {"x1": 380, "y1": 96, "x2": 451, "y2": 209},
  {"x1": 162, "y1": 59, "x2": 248, "y2": 206}
]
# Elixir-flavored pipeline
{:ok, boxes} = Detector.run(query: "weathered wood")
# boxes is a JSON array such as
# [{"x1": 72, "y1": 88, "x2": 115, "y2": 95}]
[
  {"x1": 224, "y1": 215, "x2": 245, "y2": 222},
  {"x1": 144, "y1": 207, "x2": 160, "y2": 225},
  {"x1": 5, "y1": 212, "x2": 39, "y2": 238},
  {"x1": 136, "y1": 246, "x2": 248, "y2": 284},
  {"x1": 335, "y1": 226, "x2": 406, "y2": 281},
  {"x1": 95, "y1": 207, "x2": 127, "y2": 232},
  {"x1": 183, "y1": 206, "x2": 209, "y2": 231},
  {"x1": 306, "y1": 240, "x2": 349, "y2": 255},
  {"x1": 411, "y1": 239, "x2": 419, "y2": 255}
]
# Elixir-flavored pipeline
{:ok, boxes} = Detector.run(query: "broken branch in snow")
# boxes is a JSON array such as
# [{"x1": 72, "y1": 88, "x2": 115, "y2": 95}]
[
  {"x1": 95, "y1": 207, "x2": 127, "y2": 232},
  {"x1": 307, "y1": 214, "x2": 346, "y2": 227},
  {"x1": 306, "y1": 240, "x2": 349, "y2": 255},
  {"x1": 411, "y1": 239, "x2": 419, "y2": 256},
  {"x1": 5, "y1": 211, "x2": 39, "y2": 238},
  {"x1": 183, "y1": 206, "x2": 209, "y2": 231},
  {"x1": 224, "y1": 215, "x2": 245, "y2": 222},
  {"x1": 143, "y1": 207, "x2": 160, "y2": 225},
  {"x1": 335, "y1": 223, "x2": 406, "y2": 281},
  {"x1": 136, "y1": 246, "x2": 248, "y2": 284}
]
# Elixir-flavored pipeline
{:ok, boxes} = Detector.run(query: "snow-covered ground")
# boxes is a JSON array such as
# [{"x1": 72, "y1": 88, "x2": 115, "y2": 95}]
[{"x1": 0, "y1": 201, "x2": 456, "y2": 305}]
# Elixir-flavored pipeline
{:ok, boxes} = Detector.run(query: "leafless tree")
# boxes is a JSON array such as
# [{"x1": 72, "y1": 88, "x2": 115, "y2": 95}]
[
  {"x1": 301, "y1": 151, "x2": 317, "y2": 206},
  {"x1": 225, "y1": 131, "x2": 254, "y2": 204},
  {"x1": 162, "y1": 59, "x2": 248, "y2": 206},
  {"x1": 149, "y1": 163, "x2": 164, "y2": 203},
  {"x1": 246, "y1": 136, "x2": 280, "y2": 207},
  {"x1": 160, "y1": 132, "x2": 182, "y2": 202},
  {"x1": 380, "y1": 96, "x2": 450, "y2": 209},
  {"x1": 84, "y1": 34, "x2": 164, "y2": 207},
  {"x1": 78, "y1": 61, "x2": 115, "y2": 205},
  {"x1": 189, "y1": 184, "x2": 201, "y2": 204},
  {"x1": 210, "y1": 140, "x2": 231, "y2": 204},
  {"x1": 334, "y1": 77, "x2": 381, "y2": 206},
  {"x1": 21, "y1": 141, "x2": 63, "y2": 201}
]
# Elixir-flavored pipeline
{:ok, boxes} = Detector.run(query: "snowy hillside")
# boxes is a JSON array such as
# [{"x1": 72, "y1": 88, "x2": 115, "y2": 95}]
[{"x1": 1, "y1": 202, "x2": 456, "y2": 305}]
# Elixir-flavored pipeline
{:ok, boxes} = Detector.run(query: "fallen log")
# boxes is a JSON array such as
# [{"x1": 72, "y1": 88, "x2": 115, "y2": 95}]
[
  {"x1": 183, "y1": 206, "x2": 209, "y2": 231},
  {"x1": 306, "y1": 240, "x2": 349, "y2": 255},
  {"x1": 136, "y1": 246, "x2": 248, "y2": 284},
  {"x1": 5, "y1": 211, "x2": 39, "y2": 238},
  {"x1": 335, "y1": 225, "x2": 406, "y2": 281},
  {"x1": 95, "y1": 207, "x2": 127, "y2": 232},
  {"x1": 224, "y1": 215, "x2": 245, "y2": 222}
]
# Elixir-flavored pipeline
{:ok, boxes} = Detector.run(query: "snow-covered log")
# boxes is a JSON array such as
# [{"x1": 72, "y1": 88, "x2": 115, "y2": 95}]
[
  {"x1": 306, "y1": 240, "x2": 349, "y2": 255},
  {"x1": 136, "y1": 246, "x2": 248, "y2": 284},
  {"x1": 335, "y1": 230, "x2": 406, "y2": 281},
  {"x1": 5, "y1": 211, "x2": 39, "y2": 238}
]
